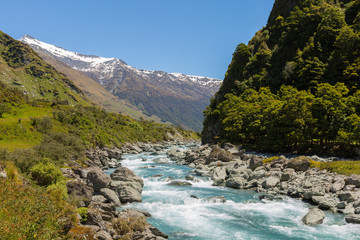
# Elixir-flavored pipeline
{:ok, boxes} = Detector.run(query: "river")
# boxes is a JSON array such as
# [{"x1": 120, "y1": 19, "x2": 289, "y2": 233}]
[{"x1": 105, "y1": 146, "x2": 360, "y2": 240}]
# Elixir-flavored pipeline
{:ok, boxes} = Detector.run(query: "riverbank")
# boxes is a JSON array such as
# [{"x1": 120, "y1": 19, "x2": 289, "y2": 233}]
[
  {"x1": 62, "y1": 140, "x2": 197, "y2": 239},
  {"x1": 166, "y1": 143, "x2": 360, "y2": 225}
]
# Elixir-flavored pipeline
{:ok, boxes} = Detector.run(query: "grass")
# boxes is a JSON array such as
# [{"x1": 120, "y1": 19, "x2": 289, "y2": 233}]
[
  {"x1": 310, "y1": 160, "x2": 360, "y2": 176},
  {"x1": 263, "y1": 156, "x2": 280, "y2": 164}
]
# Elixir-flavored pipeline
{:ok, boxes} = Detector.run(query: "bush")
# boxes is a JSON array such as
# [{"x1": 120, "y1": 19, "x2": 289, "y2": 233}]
[
  {"x1": 7, "y1": 148, "x2": 41, "y2": 173},
  {"x1": 30, "y1": 117, "x2": 53, "y2": 133},
  {"x1": 0, "y1": 180, "x2": 72, "y2": 239},
  {"x1": 112, "y1": 216, "x2": 147, "y2": 239},
  {"x1": 77, "y1": 207, "x2": 88, "y2": 223},
  {"x1": 30, "y1": 162, "x2": 64, "y2": 186}
]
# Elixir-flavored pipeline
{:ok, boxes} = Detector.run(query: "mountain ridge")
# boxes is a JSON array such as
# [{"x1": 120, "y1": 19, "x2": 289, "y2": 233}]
[{"x1": 21, "y1": 35, "x2": 221, "y2": 131}]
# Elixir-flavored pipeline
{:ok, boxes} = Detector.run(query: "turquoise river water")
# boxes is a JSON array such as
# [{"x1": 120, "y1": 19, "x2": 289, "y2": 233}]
[{"x1": 105, "y1": 147, "x2": 360, "y2": 240}]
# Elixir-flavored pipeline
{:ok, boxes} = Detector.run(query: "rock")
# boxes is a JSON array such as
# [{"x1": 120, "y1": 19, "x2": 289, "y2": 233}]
[
  {"x1": 110, "y1": 167, "x2": 144, "y2": 203},
  {"x1": 226, "y1": 177, "x2": 245, "y2": 189},
  {"x1": 190, "y1": 195, "x2": 199, "y2": 199},
  {"x1": 302, "y1": 208, "x2": 325, "y2": 225},
  {"x1": 346, "y1": 175, "x2": 360, "y2": 187},
  {"x1": 67, "y1": 180, "x2": 94, "y2": 204},
  {"x1": 167, "y1": 181, "x2": 192, "y2": 186},
  {"x1": 345, "y1": 214, "x2": 360, "y2": 224},
  {"x1": 259, "y1": 194, "x2": 284, "y2": 201},
  {"x1": 338, "y1": 191, "x2": 356, "y2": 203},
  {"x1": 249, "y1": 156, "x2": 263, "y2": 171},
  {"x1": 331, "y1": 179, "x2": 345, "y2": 192},
  {"x1": 280, "y1": 168, "x2": 295, "y2": 181},
  {"x1": 204, "y1": 196, "x2": 226, "y2": 203},
  {"x1": 84, "y1": 208, "x2": 107, "y2": 230},
  {"x1": 100, "y1": 188, "x2": 121, "y2": 206},
  {"x1": 311, "y1": 196, "x2": 336, "y2": 210},
  {"x1": 148, "y1": 224, "x2": 169, "y2": 239},
  {"x1": 151, "y1": 174, "x2": 163, "y2": 178},
  {"x1": 92, "y1": 195, "x2": 107, "y2": 203},
  {"x1": 0, "y1": 166, "x2": 7, "y2": 179},
  {"x1": 344, "y1": 185, "x2": 356, "y2": 191},
  {"x1": 153, "y1": 157, "x2": 169, "y2": 164},
  {"x1": 336, "y1": 201, "x2": 347, "y2": 209},
  {"x1": 96, "y1": 231, "x2": 113, "y2": 240},
  {"x1": 185, "y1": 175, "x2": 195, "y2": 181},
  {"x1": 87, "y1": 167, "x2": 111, "y2": 191},
  {"x1": 262, "y1": 177, "x2": 280, "y2": 189},
  {"x1": 205, "y1": 146, "x2": 234, "y2": 164},
  {"x1": 287, "y1": 156, "x2": 311, "y2": 171},
  {"x1": 150, "y1": 151, "x2": 166, "y2": 155},
  {"x1": 212, "y1": 167, "x2": 227, "y2": 186},
  {"x1": 167, "y1": 147, "x2": 185, "y2": 160}
]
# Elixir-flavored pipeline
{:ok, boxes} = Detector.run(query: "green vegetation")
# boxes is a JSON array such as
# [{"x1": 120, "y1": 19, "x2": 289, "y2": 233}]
[
  {"x1": 0, "y1": 179, "x2": 76, "y2": 240},
  {"x1": 310, "y1": 160, "x2": 360, "y2": 175},
  {"x1": 112, "y1": 216, "x2": 147, "y2": 240},
  {"x1": 77, "y1": 207, "x2": 88, "y2": 223},
  {"x1": 203, "y1": 0, "x2": 360, "y2": 156}
]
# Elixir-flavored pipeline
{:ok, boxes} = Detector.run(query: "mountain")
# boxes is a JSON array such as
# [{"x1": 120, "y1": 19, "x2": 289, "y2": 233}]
[
  {"x1": 202, "y1": 0, "x2": 360, "y2": 156},
  {"x1": 0, "y1": 31, "x2": 89, "y2": 105},
  {"x1": 20, "y1": 35, "x2": 222, "y2": 131}
]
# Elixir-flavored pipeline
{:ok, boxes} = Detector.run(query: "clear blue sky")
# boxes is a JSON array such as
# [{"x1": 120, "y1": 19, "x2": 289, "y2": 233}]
[{"x1": 1, "y1": 0, "x2": 274, "y2": 79}]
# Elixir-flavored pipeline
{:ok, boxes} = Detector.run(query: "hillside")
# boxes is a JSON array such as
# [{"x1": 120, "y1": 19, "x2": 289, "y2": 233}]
[
  {"x1": 0, "y1": 31, "x2": 89, "y2": 105},
  {"x1": 202, "y1": 0, "x2": 360, "y2": 156},
  {"x1": 20, "y1": 36, "x2": 222, "y2": 131}
]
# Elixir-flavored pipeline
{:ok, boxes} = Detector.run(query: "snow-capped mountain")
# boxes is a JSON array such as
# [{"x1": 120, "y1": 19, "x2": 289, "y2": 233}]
[{"x1": 20, "y1": 35, "x2": 222, "y2": 131}]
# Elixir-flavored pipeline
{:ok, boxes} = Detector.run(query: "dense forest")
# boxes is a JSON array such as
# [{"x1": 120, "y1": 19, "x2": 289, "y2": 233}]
[{"x1": 203, "y1": 0, "x2": 360, "y2": 156}]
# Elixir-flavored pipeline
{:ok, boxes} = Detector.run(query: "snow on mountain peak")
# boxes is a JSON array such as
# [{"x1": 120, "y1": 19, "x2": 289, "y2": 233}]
[{"x1": 20, "y1": 35, "x2": 116, "y2": 65}]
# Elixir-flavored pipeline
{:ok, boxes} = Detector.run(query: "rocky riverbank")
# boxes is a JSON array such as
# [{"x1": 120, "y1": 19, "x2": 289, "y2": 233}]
[
  {"x1": 62, "y1": 140, "x2": 197, "y2": 239},
  {"x1": 165, "y1": 143, "x2": 360, "y2": 226}
]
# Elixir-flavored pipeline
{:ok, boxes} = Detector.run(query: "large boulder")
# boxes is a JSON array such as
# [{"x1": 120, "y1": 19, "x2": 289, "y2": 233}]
[
  {"x1": 100, "y1": 188, "x2": 121, "y2": 206},
  {"x1": 249, "y1": 156, "x2": 263, "y2": 171},
  {"x1": 286, "y1": 156, "x2": 311, "y2": 171},
  {"x1": 110, "y1": 167, "x2": 144, "y2": 203},
  {"x1": 205, "y1": 146, "x2": 234, "y2": 165},
  {"x1": 167, "y1": 148, "x2": 185, "y2": 160},
  {"x1": 262, "y1": 177, "x2": 280, "y2": 189},
  {"x1": 331, "y1": 179, "x2": 345, "y2": 192},
  {"x1": 153, "y1": 157, "x2": 169, "y2": 164},
  {"x1": 67, "y1": 180, "x2": 94, "y2": 204},
  {"x1": 226, "y1": 177, "x2": 245, "y2": 189},
  {"x1": 302, "y1": 208, "x2": 325, "y2": 225},
  {"x1": 87, "y1": 167, "x2": 111, "y2": 191}
]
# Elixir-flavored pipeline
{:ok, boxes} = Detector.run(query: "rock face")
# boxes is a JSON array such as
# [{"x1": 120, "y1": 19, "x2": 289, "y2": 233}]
[
  {"x1": 302, "y1": 208, "x2": 325, "y2": 225},
  {"x1": 87, "y1": 167, "x2": 111, "y2": 191},
  {"x1": 110, "y1": 167, "x2": 144, "y2": 203}
]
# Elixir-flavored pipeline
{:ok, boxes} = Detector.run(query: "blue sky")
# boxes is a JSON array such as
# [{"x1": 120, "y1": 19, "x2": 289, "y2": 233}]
[{"x1": 1, "y1": 0, "x2": 274, "y2": 79}]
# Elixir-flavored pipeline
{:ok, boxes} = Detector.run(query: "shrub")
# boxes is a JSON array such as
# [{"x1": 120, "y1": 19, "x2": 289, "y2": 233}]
[
  {"x1": 30, "y1": 162, "x2": 64, "y2": 186},
  {"x1": 30, "y1": 117, "x2": 53, "y2": 133},
  {"x1": 0, "y1": 180, "x2": 71, "y2": 239},
  {"x1": 77, "y1": 207, "x2": 88, "y2": 223},
  {"x1": 7, "y1": 148, "x2": 41, "y2": 173}
]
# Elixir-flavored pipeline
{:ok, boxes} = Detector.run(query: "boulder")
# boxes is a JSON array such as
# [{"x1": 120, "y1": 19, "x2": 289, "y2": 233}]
[
  {"x1": 167, "y1": 148, "x2": 185, "y2": 160},
  {"x1": 346, "y1": 175, "x2": 360, "y2": 187},
  {"x1": 185, "y1": 175, "x2": 195, "y2": 181},
  {"x1": 67, "y1": 180, "x2": 94, "y2": 204},
  {"x1": 92, "y1": 195, "x2": 107, "y2": 203},
  {"x1": 262, "y1": 177, "x2": 280, "y2": 189},
  {"x1": 87, "y1": 167, "x2": 111, "y2": 191},
  {"x1": 249, "y1": 156, "x2": 263, "y2": 171},
  {"x1": 280, "y1": 168, "x2": 295, "y2": 181},
  {"x1": 287, "y1": 156, "x2": 311, "y2": 171},
  {"x1": 100, "y1": 188, "x2": 121, "y2": 206},
  {"x1": 345, "y1": 214, "x2": 360, "y2": 224},
  {"x1": 338, "y1": 191, "x2": 356, "y2": 203},
  {"x1": 331, "y1": 179, "x2": 345, "y2": 192},
  {"x1": 205, "y1": 146, "x2": 234, "y2": 165},
  {"x1": 302, "y1": 208, "x2": 325, "y2": 225},
  {"x1": 167, "y1": 181, "x2": 192, "y2": 186},
  {"x1": 153, "y1": 157, "x2": 169, "y2": 164},
  {"x1": 226, "y1": 177, "x2": 245, "y2": 189},
  {"x1": 311, "y1": 196, "x2": 336, "y2": 210},
  {"x1": 84, "y1": 208, "x2": 107, "y2": 230},
  {"x1": 110, "y1": 167, "x2": 144, "y2": 203},
  {"x1": 96, "y1": 231, "x2": 113, "y2": 240},
  {"x1": 212, "y1": 166, "x2": 227, "y2": 186}
]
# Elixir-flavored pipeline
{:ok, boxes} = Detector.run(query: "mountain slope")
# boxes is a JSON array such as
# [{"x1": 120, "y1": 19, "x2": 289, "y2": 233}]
[
  {"x1": 29, "y1": 47, "x2": 162, "y2": 122},
  {"x1": 0, "y1": 31, "x2": 89, "y2": 105},
  {"x1": 20, "y1": 36, "x2": 222, "y2": 131},
  {"x1": 202, "y1": 0, "x2": 360, "y2": 155}
]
